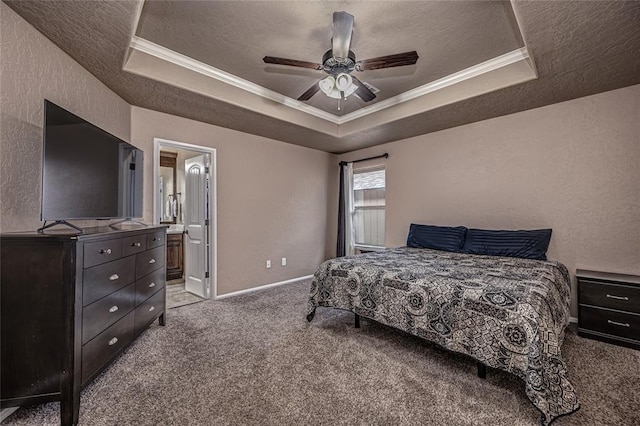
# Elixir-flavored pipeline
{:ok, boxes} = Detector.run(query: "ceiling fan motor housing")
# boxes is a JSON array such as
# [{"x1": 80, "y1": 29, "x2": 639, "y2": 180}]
[{"x1": 322, "y1": 49, "x2": 356, "y2": 75}]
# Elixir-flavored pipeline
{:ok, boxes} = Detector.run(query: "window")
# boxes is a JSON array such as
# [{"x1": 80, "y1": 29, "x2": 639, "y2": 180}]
[{"x1": 353, "y1": 167, "x2": 385, "y2": 248}]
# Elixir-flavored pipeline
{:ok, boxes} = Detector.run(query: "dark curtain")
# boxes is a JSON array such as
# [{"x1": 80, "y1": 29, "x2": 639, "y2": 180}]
[{"x1": 336, "y1": 162, "x2": 346, "y2": 257}]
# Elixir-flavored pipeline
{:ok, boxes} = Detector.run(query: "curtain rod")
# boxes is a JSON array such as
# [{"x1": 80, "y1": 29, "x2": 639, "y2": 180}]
[{"x1": 339, "y1": 153, "x2": 388, "y2": 166}]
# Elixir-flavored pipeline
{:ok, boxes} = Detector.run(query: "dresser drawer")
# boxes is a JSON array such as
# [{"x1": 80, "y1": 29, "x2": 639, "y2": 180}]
[
  {"x1": 81, "y1": 311, "x2": 134, "y2": 385},
  {"x1": 134, "y1": 288, "x2": 165, "y2": 335},
  {"x1": 82, "y1": 283, "x2": 135, "y2": 344},
  {"x1": 122, "y1": 234, "x2": 147, "y2": 257},
  {"x1": 83, "y1": 256, "x2": 136, "y2": 306},
  {"x1": 579, "y1": 305, "x2": 640, "y2": 341},
  {"x1": 136, "y1": 246, "x2": 165, "y2": 279},
  {"x1": 135, "y1": 268, "x2": 165, "y2": 306},
  {"x1": 579, "y1": 279, "x2": 640, "y2": 314},
  {"x1": 84, "y1": 238, "x2": 123, "y2": 268},
  {"x1": 147, "y1": 230, "x2": 166, "y2": 249}
]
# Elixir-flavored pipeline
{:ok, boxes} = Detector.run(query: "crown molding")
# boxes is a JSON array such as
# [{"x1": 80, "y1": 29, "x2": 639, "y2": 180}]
[
  {"x1": 338, "y1": 48, "x2": 531, "y2": 123},
  {"x1": 127, "y1": 36, "x2": 535, "y2": 132},
  {"x1": 129, "y1": 36, "x2": 341, "y2": 124}
]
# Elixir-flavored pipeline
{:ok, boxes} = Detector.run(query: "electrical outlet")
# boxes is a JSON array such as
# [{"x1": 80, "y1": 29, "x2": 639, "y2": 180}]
[
  {"x1": 281, "y1": 257, "x2": 287, "y2": 266},
  {"x1": 266, "y1": 260, "x2": 271, "y2": 269}
]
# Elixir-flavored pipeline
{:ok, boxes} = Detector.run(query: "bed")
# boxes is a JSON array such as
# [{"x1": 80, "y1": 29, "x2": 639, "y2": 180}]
[{"x1": 306, "y1": 246, "x2": 580, "y2": 425}]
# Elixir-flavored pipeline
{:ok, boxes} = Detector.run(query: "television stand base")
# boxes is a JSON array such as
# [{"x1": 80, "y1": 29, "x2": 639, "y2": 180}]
[
  {"x1": 108, "y1": 218, "x2": 148, "y2": 229},
  {"x1": 37, "y1": 220, "x2": 83, "y2": 234}
]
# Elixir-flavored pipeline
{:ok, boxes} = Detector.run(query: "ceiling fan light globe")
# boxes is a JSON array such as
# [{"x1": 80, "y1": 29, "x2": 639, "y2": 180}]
[
  {"x1": 328, "y1": 90, "x2": 342, "y2": 99},
  {"x1": 319, "y1": 76, "x2": 336, "y2": 95},
  {"x1": 324, "y1": 82, "x2": 358, "y2": 100},
  {"x1": 344, "y1": 84, "x2": 358, "y2": 98},
  {"x1": 335, "y1": 73, "x2": 353, "y2": 91}
]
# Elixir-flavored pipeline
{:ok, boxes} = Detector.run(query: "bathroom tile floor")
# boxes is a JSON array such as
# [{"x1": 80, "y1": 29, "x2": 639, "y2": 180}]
[{"x1": 166, "y1": 279, "x2": 206, "y2": 309}]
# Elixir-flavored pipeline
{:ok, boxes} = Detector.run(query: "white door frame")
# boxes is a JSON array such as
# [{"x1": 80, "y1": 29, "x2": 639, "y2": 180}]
[{"x1": 153, "y1": 138, "x2": 217, "y2": 300}]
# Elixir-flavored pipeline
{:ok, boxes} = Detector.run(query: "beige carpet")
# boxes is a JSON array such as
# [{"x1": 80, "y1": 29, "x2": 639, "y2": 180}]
[{"x1": 5, "y1": 280, "x2": 640, "y2": 425}]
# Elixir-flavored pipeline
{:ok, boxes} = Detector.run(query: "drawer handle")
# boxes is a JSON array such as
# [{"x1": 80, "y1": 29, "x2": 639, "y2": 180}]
[
  {"x1": 606, "y1": 294, "x2": 629, "y2": 301},
  {"x1": 607, "y1": 320, "x2": 630, "y2": 327},
  {"x1": 149, "y1": 258, "x2": 156, "y2": 264},
  {"x1": 149, "y1": 282, "x2": 156, "y2": 288},
  {"x1": 108, "y1": 337, "x2": 118, "y2": 346},
  {"x1": 131, "y1": 242, "x2": 141, "y2": 247},
  {"x1": 109, "y1": 305, "x2": 119, "y2": 313},
  {"x1": 100, "y1": 248, "x2": 112, "y2": 255},
  {"x1": 109, "y1": 274, "x2": 119, "y2": 281},
  {"x1": 148, "y1": 306, "x2": 155, "y2": 312}
]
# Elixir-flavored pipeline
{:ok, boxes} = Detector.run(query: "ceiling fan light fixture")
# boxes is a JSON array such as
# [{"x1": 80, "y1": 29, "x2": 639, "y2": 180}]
[
  {"x1": 320, "y1": 74, "x2": 357, "y2": 100},
  {"x1": 272, "y1": 12, "x2": 412, "y2": 104}
]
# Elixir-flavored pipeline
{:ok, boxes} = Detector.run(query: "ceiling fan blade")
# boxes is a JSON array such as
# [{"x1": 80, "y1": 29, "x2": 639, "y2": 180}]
[
  {"x1": 297, "y1": 81, "x2": 321, "y2": 101},
  {"x1": 351, "y1": 76, "x2": 376, "y2": 102},
  {"x1": 356, "y1": 51, "x2": 419, "y2": 71},
  {"x1": 263, "y1": 56, "x2": 323, "y2": 70},
  {"x1": 332, "y1": 11, "x2": 354, "y2": 59}
]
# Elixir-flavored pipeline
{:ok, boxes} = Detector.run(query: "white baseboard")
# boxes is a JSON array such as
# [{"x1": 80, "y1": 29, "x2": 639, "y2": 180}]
[
  {"x1": 214, "y1": 274, "x2": 313, "y2": 300},
  {"x1": 570, "y1": 316, "x2": 578, "y2": 324}
]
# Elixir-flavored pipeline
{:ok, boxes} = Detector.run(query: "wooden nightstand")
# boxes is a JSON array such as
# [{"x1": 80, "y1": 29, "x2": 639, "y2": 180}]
[{"x1": 577, "y1": 269, "x2": 640, "y2": 350}]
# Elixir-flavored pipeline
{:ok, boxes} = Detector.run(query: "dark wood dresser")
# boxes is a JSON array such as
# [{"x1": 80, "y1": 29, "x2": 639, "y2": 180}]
[
  {"x1": 577, "y1": 269, "x2": 640, "y2": 350},
  {"x1": 0, "y1": 225, "x2": 167, "y2": 425}
]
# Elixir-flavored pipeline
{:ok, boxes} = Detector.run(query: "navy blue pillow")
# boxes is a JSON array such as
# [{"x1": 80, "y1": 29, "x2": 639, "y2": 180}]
[
  {"x1": 462, "y1": 228, "x2": 552, "y2": 260},
  {"x1": 406, "y1": 224, "x2": 467, "y2": 252}
]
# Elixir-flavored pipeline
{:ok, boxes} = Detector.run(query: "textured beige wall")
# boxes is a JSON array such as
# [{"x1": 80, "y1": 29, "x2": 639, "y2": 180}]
[
  {"x1": 1, "y1": 4, "x2": 335, "y2": 296},
  {"x1": 339, "y1": 84, "x2": 640, "y2": 315},
  {"x1": 5, "y1": 1, "x2": 637, "y2": 307},
  {"x1": 131, "y1": 107, "x2": 336, "y2": 296},
  {"x1": 0, "y1": 4, "x2": 131, "y2": 232}
]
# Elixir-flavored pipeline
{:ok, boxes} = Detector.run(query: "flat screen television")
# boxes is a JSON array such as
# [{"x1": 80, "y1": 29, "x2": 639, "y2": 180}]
[{"x1": 41, "y1": 100, "x2": 143, "y2": 223}]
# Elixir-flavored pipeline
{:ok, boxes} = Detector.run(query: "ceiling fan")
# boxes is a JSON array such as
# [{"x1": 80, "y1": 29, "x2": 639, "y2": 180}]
[{"x1": 263, "y1": 11, "x2": 419, "y2": 106}]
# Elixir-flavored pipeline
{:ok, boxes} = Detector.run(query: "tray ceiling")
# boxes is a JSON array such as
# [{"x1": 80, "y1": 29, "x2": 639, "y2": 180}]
[
  {"x1": 4, "y1": 1, "x2": 640, "y2": 153},
  {"x1": 135, "y1": 1, "x2": 524, "y2": 116}
]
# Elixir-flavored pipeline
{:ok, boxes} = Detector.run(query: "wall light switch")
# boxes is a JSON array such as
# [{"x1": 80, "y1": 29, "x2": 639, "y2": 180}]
[
  {"x1": 281, "y1": 257, "x2": 287, "y2": 266},
  {"x1": 266, "y1": 260, "x2": 271, "y2": 269}
]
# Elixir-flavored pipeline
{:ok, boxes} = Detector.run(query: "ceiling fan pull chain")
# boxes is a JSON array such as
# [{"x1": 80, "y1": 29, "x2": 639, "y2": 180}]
[{"x1": 338, "y1": 98, "x2": 341, "y2": 111}]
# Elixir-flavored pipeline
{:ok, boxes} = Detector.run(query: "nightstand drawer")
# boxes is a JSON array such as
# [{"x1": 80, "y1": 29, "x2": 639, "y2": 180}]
[
  {"x1": 83, "y1": 256, "x2": 136, "y2": 306},
  {"x1": 579, "y1": 280, "x2": 640, "y2": 314},
  {"x1": 84, "y1": 238, "x2": 123, "y2": 268},
  {"x1": 82, "y1": 283, "x2": 135, "y2": 344},
  {"x1": 579, "y1": 306, "x2": 640, "y2": 341}
]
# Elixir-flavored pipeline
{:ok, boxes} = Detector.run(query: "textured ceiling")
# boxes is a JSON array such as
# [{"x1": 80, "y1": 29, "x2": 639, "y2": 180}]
[
  {"x1": 4, "y1": 1, "x2": 640, "y2": 154},
  {"x1": 136, "y1": 1, "x2": 523, "y2": 116}
]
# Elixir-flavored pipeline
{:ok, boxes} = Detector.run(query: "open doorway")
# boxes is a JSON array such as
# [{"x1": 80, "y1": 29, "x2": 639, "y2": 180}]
[{"x1": 154, "y1": 138, "x2": 217, "y2": 309}]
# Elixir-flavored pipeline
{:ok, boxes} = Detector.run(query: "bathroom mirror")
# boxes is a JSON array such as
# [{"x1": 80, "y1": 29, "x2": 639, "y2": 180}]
[{"x1": 160, "y1": 151, "x2": 177, "y2": 224}]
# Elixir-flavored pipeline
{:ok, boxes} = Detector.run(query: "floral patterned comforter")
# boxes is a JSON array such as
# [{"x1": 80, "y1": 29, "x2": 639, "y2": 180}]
[{"x1": 307, "y1": 247, "x2": 579, "y2": 425}]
